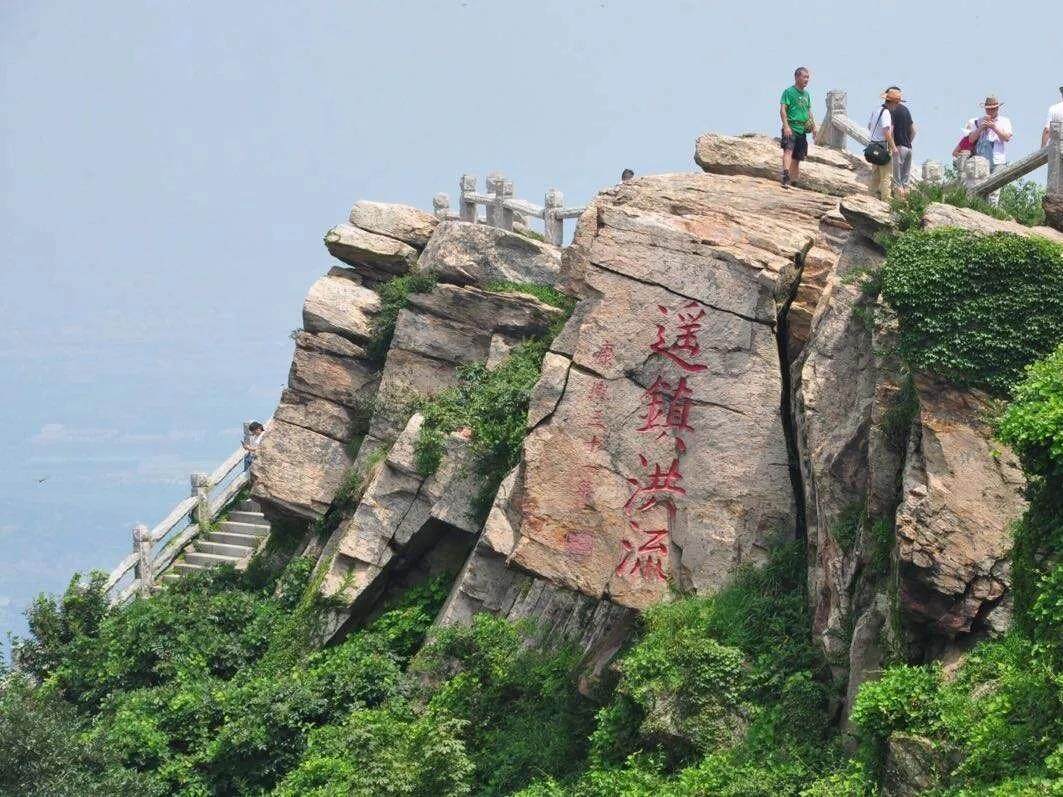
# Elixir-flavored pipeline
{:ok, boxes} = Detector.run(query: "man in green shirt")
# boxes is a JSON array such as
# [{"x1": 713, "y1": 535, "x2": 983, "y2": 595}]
[{"x1": 779, "y1": 67, "x2": 816, "y2": 188}]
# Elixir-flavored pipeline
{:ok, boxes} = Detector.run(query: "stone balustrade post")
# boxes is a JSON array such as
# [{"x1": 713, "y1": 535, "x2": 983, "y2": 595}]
[
  {"x1": 498, "y1": 178, "x2": 514, "y2": 231},
  {"x1": 922, "y1": 160, "x2": 944, "y2": 185},
  {"x1": 484, "y1": 173, "x2": 503, "y2": 227},
  {"x1": 1048, "y1": 119, "x2": 1063, "y2": 197},
  {"x1": 544, "y1": 189, "x2": 563, "y2": 246},
  {"x1": 459, "y1": 174, "x2": 477, "y2": 222},
  {"x1": 818, "y1": 90, "x2": 847, "y2": 149},
  {"x1": 190, "y1": 472, "x2": 212, "y2": 530},
  {"x1": 132, "y1": 523, "x2": 153, "y2": 596},
  {"x1": 962, "y1": 155, "x2": 990, "y2": 194},
  {"x1": 433, "y1": 193, "x2": 451, "y2": 220}
]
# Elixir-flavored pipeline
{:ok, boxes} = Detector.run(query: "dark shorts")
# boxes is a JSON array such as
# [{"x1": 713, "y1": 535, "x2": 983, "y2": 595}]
[{"x1": 781, "y1": 130, "x2": 808, "y2": 161}]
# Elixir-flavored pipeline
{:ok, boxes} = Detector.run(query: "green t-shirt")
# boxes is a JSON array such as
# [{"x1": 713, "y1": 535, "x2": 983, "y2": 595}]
[{"x1": 781, "y1": 86, "x2": 812, "y2": 134}]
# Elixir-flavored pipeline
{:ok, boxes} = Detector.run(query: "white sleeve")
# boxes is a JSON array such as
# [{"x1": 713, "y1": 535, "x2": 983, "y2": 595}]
[
  {"x1": 998, "y1": 117, "x2": 1012, "y2": 136},
  {"x1": 882, "y1": 109, "x2": 892, "y2": 129}
]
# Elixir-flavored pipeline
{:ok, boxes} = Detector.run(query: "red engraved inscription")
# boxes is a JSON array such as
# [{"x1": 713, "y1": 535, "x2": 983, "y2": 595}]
[{"x1": 650, "y1": 301, "x2": 708, "y2": 372}]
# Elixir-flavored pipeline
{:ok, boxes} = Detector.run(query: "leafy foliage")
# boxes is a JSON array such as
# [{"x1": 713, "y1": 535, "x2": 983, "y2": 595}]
[
  {"x1": 889, "y1": 175, "x2": 1011, "y2": 232},
  {"x1": 997, "y1": 343, "x2": 1063, "y2": 478},
  {"x1": 829, "y1": 502, "x2": 865, "y2": 553},
  {"x1": 881, "y1": 229, "x2": 1063, "y2": 392},
  {"x1": 367, "y1": 272, "x2": 439, "y2": 362},
  {"x1": 998, "y1": 180, "x2": 1047, "y2": 227}
]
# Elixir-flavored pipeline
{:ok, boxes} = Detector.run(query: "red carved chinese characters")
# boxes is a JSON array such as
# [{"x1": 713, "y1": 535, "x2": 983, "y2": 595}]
[{"x1": 616, "y1": 299, "x2": 709, "y2": 583}]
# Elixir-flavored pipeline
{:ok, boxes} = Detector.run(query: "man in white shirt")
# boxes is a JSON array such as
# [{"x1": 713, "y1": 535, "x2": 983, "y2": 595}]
[
  {"x1": 867, "y1": 89, "x2": 899, "y2": 201},
  {"x1": 1042, "y1": 86, "x2": 1063, "y2": 147},
  {"x1": 965, "y1": 96, "x2": 1013, "y2": 204}
]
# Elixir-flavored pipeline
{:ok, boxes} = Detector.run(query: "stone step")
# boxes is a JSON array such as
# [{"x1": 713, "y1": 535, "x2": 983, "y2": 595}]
[
  {"x1": 194, "y1": 540, "x2": 254, "y2": 558},
  {"x1": 160, "y1": 573, "x2": 182, "y2": 584},
  {"x1": 218, "y1": 520, "x2": 269, "y2": 537},
  {"x1": 227, "y1": 510, "x2": 265, "y2": 524},
  {"x1": 236, "y1": 499, "x2": 261, "y2": 512},
  {"x1": 174, "y1": 561, "x2": 206, "y2": 575},
  {"x1": 183, "y1": 551, "x2": 241, "y2": 568},
  {"x1": 204, "y1": 530, "x2": 262, "y2": 547}
]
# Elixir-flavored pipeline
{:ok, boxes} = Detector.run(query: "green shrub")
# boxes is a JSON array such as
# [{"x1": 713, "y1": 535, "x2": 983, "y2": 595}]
[
  {"x1": 367, "y1": 272, "x2": 438, "y2": 362},
  {"x1": 999, "y1": 180, "x2": 1047, "y2": 227},
  {"x1": 880, "y1": 229, "x2": 1063, "y2": 392},
  {"x1": 829, "y1": 503, "x2": 865, "y2": 553},
  {"x1": 890, "y1": 176, "x2": 1010, "y2": 232},
  {"x1": 997, "y1": 343, "x2": 1063, "y2": 478},
  {"x1": 850, "y1": 664, "x2": 944, "y2": 749},
  {"x1": 415, "y1": 338, "x2": 551, "y2": 517}
]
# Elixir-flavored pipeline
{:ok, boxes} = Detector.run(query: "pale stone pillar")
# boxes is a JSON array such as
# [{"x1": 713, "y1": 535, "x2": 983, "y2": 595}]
[
  {"x1": 1048, "y1": 119, "x2": 1063, "y2": 197},
  {"x1": 498, "y1": 178, "x2": 514, "y2": 231},
  {"x1": 963, "y1": 155, "x2": 990, "y2": 193},
  {"x1": 819, "y1": 90, "x2": 847, "y2": 149},
  {"x1": 190, "y1": 472, "x2": 212, "y2": 530},
  {"x1": 484, "y1": 173, "x2": 502, "y2": 226},
  {"x1": 432, "y1": 193, "x2": 450, "y2": 220},
  {"x1": 132, "y1": 523, "x2": 154, "y2": 596},
  {"x1": 544, "y1": 189, "x2": 563, "y2": 246},
  {"x1": 922, "y1": 160, "x2": 944, "y2": 185},
  {"x1": 459, "y1": 174, "x2": 477, "y2": 222}
]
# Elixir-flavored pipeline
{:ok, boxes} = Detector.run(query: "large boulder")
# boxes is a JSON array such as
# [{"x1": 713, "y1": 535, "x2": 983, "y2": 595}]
[
  {"x1": 695, "y1": 133, "x2": 870, "y2": 196},
  {"x1": 895, "y1": 377, "x2": 1026, "y2": 640},
  {"x1": 487, "y1": 171, "x2": 849, "y2": 610},
  {"x1": 839, "y1": 193, "x2": 893, "y2": 241},
  {"x1": 922, "y1": 202, "x2": 1063, "y2": 243},
  {"x1": 1044, "y1": 193, "x2": 1063, "y2": 233},
  {"x1": 324, "y1": 223, "x2": 419, "y2": 283},
  {"x1": 302, "y1": 274, "x2": 380, "y2": 342},
  {"x1": 252, "y1": 420, "x2": 353, "y2": 519},
  {"x1": 347, "y1": 201, "x2": 439, "y2": 248},
  {"x1": 417, "y1": 221, "x2": 562, "y2": 286}
]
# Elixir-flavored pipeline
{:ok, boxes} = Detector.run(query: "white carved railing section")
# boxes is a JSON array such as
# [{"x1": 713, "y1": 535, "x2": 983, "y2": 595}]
[
  {"x1": 816, "y1": 89, "x2": 1063, "y2": 202},
  {"x1": 103, "y1": 421, "x2": 267, "y2": 605},
  {"x1": 432, "y1": 173, "x2": 585, "y2": 246}
]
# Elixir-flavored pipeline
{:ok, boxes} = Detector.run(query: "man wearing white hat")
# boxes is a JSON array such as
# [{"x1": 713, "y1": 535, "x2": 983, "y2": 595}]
[{"x1": 965, "y1": 96, "x2": 1013, "y2": 203}]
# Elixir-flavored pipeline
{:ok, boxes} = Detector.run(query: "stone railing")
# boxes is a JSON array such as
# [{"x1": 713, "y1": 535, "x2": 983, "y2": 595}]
[
  {"x1": 816, "y1": 89, "x2": 1063, "y2": 203},
  {"x1": 957, "y1": 118, "x2": 1063, "y2": 199},
  {"x1": 814, "y1": 89, "x2": 943, "y2": 185},
  {"x1": 102, "y1": 421, "x2": 264, "y2": 604},
  {"x1": 432, "y1": 173, "x2": 585, "y2": 245}
]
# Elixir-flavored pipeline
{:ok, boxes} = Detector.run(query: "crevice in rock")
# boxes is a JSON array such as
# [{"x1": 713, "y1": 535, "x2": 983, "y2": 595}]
[{"x1": 776, "y1": 256, "x2": 809, "y2": 541}]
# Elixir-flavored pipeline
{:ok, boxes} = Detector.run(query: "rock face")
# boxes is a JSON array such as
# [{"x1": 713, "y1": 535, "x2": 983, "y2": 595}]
[
  {"x1": 839, "y1": 194, "x2": 892, "y2": 241},
  {"x1": 418, "y1": 221, "x2": 562, "y2": 286},
  {"x1": 895, "y1": 378, "x2": 1025, "y2": 640},
  {"x1": 695, "y1": 133, "x2": 870, "y2": 196},
  {"x1": 1044, "y1": 193, "x2": 1063, "y2": 233},
  {"x1": 485, "y1": 171, "x2": 852, "y2": 611},
  {"x1": 347, "y1": 201, "x2": 438, "y2": 248}
]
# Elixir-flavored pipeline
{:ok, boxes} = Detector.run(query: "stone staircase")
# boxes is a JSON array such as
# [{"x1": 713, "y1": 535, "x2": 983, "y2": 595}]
[{"x1": 159, "y1": 499, "x2": 270, "y2": 584}]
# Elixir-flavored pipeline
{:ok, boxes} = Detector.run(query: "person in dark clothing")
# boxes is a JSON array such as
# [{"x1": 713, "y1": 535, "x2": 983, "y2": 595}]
[{"x1": 886, "y1": 87, "x2": 916, "y2": 194}]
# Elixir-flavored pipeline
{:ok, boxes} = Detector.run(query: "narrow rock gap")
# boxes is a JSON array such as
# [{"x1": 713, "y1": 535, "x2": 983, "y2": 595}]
[{"x1": 776, "y1": 255, "x2": 809, "y2": 541}]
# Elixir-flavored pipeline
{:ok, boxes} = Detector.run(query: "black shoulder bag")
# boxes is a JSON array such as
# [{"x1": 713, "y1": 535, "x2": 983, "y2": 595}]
[{"x1": 863, "y1": 108, "x2": 891, "y2": 165}]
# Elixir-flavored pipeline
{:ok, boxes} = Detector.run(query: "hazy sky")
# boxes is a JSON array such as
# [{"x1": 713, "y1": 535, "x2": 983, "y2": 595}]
[{"x1": 2, "y1": 0, "x2": 1060, "y2": 647}]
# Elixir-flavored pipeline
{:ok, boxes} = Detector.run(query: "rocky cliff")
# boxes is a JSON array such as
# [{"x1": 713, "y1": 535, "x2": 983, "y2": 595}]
[{"x1": 250, "y1": 133, "x2": 1030, "y2": 714}]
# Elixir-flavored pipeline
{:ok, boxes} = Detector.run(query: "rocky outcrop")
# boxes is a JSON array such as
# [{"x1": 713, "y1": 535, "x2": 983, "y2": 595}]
[
  {"x1": 695, "y1": 133, "x2": 870, "y2": 196},
  {"x1": 922, "y1": 202, "x2": 1063, "y2": 243},
  {"x1": 895, "y1": 378, "x2": 1025, "y2": 641},
  {"x1": 884, "y1": 733, "x2": 954, "y2": 797},
  {"x1": 418, "y1": 221, "x2": 562, "y2": 286},
  {"x1": 347, "y1": 201, "x2": 438, "y2": 248},
  {"x1": 1044, "y1": 193, "x2": 1063, "y2": 233},
  {"x1": 839, "y1": 194, "x2": 892, "y2": 241}
]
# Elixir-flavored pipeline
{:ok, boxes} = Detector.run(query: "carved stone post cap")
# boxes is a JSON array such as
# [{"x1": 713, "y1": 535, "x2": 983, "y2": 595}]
[
  {"x1": 190, "y1": 472, "x2": 211, "y2": 489},
  {"x1": 500, "y1": 179, "x2": 513, "y2": 196},
  {"x1": 485, "y1": 172, "x2": 503, "y2": 190},
  {"x1": 132, "y1": 523, "x2": 150, "y2": 542},
  {"x1": 964, "y1": 155, "x2": 991, "y2": 179},
  {"x1": 433, "y1": 192, "x2": 450, "y2": 208},
  {"x1": 1050, "y1": 118, "x2": 1063, "y2": 139},
  {"x1": 544, "y1": 188, "x2": 563, "y2": 207},
  {"x1": 460, "y1": 173, "x2": 477, "y2": 191}
]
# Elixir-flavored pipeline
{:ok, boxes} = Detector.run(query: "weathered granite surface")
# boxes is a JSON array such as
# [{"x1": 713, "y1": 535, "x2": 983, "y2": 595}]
[
  {"x1": 922, "y1": 202, "x2": 1063, "y2": 242},
  {"x1": 347, "y1": 200, "x2": 439, "y2": 248},
  {"x1": 418, "y1": 221, "x2": 562, "y2": 286}
]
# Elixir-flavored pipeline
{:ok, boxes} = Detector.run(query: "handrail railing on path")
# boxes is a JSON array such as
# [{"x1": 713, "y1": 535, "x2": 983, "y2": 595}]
[
  {"x1": 432, "y1": 173, "x2": 585, "y2": 246},
  {"x1": 103, "y1": 421, "x2": 267, "y2": 604},
  {"x1": 813, "y1": 89, "x2": 945, "y2": 185},
  {"x1": 815, "y1": 90, "x2": 1063, "y2": 204}
]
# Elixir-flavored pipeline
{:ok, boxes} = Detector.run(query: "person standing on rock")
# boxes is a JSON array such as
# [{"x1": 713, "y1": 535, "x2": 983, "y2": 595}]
[
  {"x1": 779, "y1": 67, "x2": 816, "y2": 189},
  {"x1": 965, "y1": 96, "x2": 1012, "y2": 204},
  {"x1": 243, "y1": 421, "x2": 265, "y2": 470},
  {"x1": 885, "y1": 88, "x2": 916, "y2": 196},
  {"x1": 867, "y1": 91, "x2": 897, "y2": 201},
  {"x1": 1042, "y1": 86, "x2": 1063, "y2": 147}
]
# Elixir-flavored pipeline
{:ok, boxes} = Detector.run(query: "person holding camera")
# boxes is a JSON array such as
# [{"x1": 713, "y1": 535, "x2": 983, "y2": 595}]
[{"x1": 965, "y1": 96, "x2": 1012, "y2": 204}]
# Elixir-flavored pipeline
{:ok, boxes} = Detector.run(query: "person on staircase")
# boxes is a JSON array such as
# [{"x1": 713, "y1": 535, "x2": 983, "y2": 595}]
[
  {"x1": 867, "y1": 90, "x2": 897, "y2": 201},
  {"x1": 965, "y1": 96, "x2": 1012, "y2": 204},
  {"x1": 243, "y1": 421, "x2": 265, "y2": 470},
  {"x1": 779, "y1": 66, "x2": 816, "y2": 189},
  {"x1": 885, "y1": 88, "x2": 915, "y2": 197}
]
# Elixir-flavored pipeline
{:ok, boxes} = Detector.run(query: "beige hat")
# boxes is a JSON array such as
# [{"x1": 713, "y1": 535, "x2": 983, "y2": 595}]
[
  {"x1": 881, "y1": 87, "x2": 904, "y2": 102},
  {"x1": 982, "y1": 95, "x2": 1004, "y2": 109}
]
